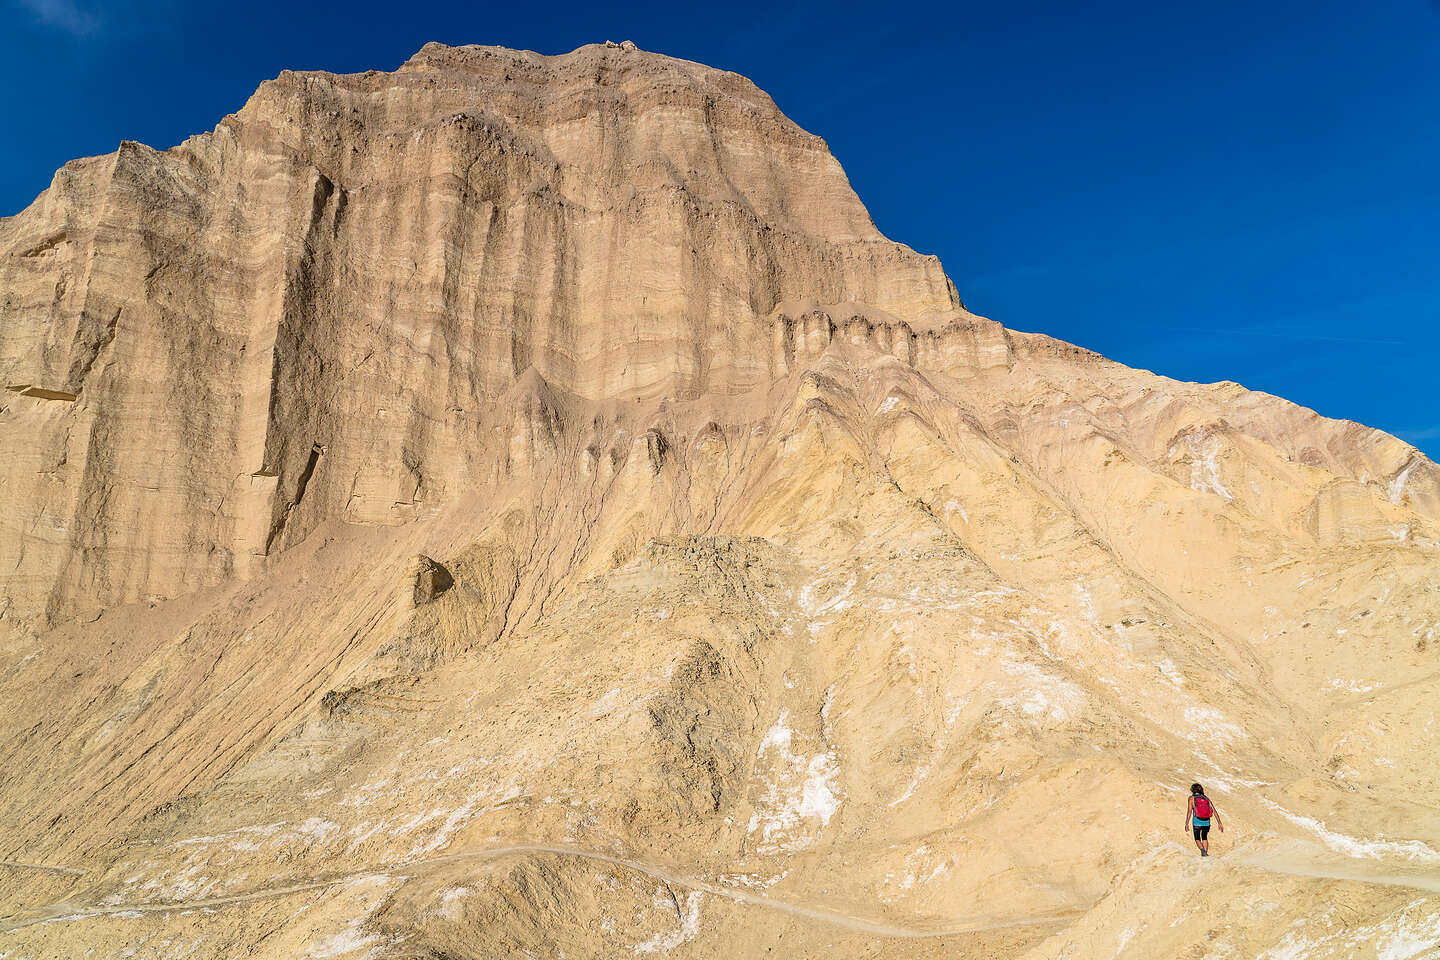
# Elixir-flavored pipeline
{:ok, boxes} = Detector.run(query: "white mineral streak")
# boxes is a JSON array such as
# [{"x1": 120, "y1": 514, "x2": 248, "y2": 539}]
[
  {"x1": 634, "y1": 891, "x2": 704, "y2": 954},
  {"x1": 1186, "y1": 434, "x2": 1233, "y2": 499},
  {"x1": 747, "y1": 712, "x2": 842, "y2": 852}
]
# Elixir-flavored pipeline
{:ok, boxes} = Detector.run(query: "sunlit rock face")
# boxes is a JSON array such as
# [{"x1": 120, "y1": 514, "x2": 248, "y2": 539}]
[
  {"x1": 0, "y1": 39, "x2": 964, "y2": 625},
  {"x1": 1, "y1": 41, "x2": 1438, "y2": 960}
]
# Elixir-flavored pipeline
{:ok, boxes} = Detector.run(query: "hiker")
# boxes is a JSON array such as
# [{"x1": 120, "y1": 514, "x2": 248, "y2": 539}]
[{"x1": 1186, "y1": 782, "x2": 1223, "y2": 856}]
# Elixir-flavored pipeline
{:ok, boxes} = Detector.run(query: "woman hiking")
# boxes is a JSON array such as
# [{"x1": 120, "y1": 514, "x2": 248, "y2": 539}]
[{"x1": 1186, "y1": 782, "x2": 1224, "y2": 856}]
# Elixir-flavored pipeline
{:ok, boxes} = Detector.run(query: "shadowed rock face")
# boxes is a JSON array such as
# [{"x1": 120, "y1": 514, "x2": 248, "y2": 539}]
[{"x1": 2, "y1": 41, "x2": 1439, "y2": 960}]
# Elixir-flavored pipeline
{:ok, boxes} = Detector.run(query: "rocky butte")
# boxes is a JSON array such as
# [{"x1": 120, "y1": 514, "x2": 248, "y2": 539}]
[{"x1": 0, "y1": 40, "x2": 1437, "y2": 959}]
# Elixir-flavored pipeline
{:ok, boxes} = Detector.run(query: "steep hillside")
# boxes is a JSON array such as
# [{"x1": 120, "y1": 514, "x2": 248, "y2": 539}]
[{"x1": 1, "y1": 41, "x2": 1437, "y2": 960}]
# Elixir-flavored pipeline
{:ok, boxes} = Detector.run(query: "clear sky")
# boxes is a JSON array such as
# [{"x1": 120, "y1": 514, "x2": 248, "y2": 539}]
[{"x1": 4, "y1": 0, "x2": 1436, "y2": 456}]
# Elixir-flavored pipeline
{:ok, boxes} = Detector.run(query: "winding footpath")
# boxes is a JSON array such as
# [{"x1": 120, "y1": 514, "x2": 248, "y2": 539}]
[
  {"x1": 7, "y1": 838, "x2": 1432, "y2": 942},
  {"x1": 0, "y1": 841, "x2": 1082, "y2": 937}
]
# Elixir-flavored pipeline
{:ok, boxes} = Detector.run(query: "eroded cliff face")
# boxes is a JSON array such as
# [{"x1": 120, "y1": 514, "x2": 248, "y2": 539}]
[
  {"x1": 0, "y1": 39, "x2": 964, "y2": 623},
  {"x1": 1, "y1": 41, "x2": 1438, "y2": 960}
]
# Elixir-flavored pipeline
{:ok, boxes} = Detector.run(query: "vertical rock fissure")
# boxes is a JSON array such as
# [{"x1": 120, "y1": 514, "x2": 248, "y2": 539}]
[{"x1": 263, "y1": 443, "x2": 323, "y2": 556}]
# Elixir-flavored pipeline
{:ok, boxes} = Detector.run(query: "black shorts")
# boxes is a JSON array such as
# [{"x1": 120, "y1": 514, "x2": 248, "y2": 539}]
[{"x1": 1193, "y1": 824, "x2": 1210, "y2": 842}]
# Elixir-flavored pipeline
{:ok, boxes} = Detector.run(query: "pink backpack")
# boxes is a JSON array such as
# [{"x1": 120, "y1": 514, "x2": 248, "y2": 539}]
[{"x1": 1193, "y1": 796, "x2": 1213, "y2": 819}]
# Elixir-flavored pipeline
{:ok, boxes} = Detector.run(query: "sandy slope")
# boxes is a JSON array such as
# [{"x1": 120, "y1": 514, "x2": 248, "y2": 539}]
[{"x1": 1, "y1": 40, "x2": 1438, "y2": 959}]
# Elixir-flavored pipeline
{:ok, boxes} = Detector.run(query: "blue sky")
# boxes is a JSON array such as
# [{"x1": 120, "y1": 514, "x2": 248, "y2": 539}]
[{"x1": 4, "y1": 0, "x2": 1437, "y2": 456}]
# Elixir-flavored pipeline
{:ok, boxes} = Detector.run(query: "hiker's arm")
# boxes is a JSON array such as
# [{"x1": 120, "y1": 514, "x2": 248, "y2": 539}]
[
  {"x1": 1215, "y1": 807, "x2": 1224, "y2": 831},
  {"x1": 1184, "y1": 798, "x2": 1191, "y2": 830}
]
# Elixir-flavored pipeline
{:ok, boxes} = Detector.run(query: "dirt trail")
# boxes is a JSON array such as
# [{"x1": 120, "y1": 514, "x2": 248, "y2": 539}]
[
  {"x1": 0, "y1": 842, "x2": 1082, "y2": 938},
  {"x1": 1226, "y1": 846, "x2": 1440, "y2": 895},
  {"x1": 8, "y1": 839, "x2": 1433, "y2": 939}
]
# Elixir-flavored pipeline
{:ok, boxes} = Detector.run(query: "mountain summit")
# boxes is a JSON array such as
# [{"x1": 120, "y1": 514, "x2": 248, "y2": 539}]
[{"x1": 1, "y1": 42, "x2": 1437, "y2": 959}]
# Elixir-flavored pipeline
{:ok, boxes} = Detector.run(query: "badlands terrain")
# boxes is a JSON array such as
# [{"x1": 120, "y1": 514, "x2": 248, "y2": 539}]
[{"x1": 1, "y1": 40, "x2": 1438, "y2": 959}]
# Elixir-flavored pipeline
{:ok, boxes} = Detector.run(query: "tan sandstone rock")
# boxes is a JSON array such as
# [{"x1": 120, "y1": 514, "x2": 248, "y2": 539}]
[{"x1": 0, "y1": 41, "x2": 1436, "y2": 960}]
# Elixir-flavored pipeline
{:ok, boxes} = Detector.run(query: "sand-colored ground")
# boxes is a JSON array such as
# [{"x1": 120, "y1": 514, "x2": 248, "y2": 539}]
[{"x1": 1, "y1": 41, "x2": 1437, "y2": 959}]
